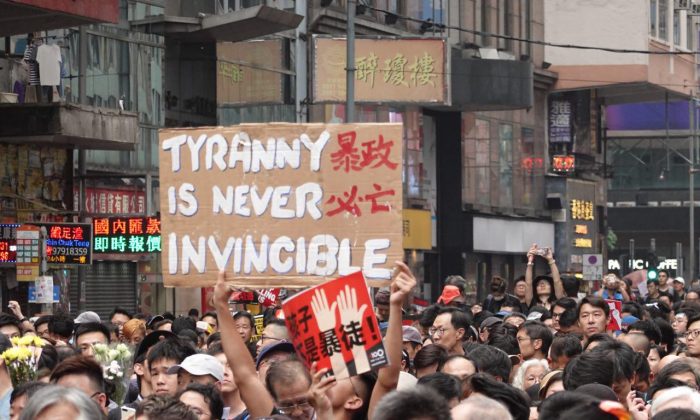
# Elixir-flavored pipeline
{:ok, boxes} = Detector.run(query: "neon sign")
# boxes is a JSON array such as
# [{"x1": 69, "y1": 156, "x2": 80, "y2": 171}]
[{"x1": 93, "y1": 217, "x2": 161, "y2": 253}]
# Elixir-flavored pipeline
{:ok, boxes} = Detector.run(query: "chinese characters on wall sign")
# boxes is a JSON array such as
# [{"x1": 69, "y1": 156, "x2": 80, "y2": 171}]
[
  {"x1": 571, "y1": 199, "x2": 594, "y2": 249},
  {"x1": 0, "y1": 224, "x2": 18, "y2": 263},
  {"x1": 41, "y1": 223, "x2": 92, "y2": 265},
  {"x1": 549, "y1": 99, "x2": 572, "y2": 143},
  {"x1": 93, "y1": 217, "x2": 161, "y2": 254},
  {"x1": 313, "y1": 38, "x2": 446, "y2": 104}
]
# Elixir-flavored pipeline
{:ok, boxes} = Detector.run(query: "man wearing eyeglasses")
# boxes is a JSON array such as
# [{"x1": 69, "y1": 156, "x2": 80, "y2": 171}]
[
  {"x1": 429, "y1": 307, "x2": 471, "y2": 356},
  {"x1": 683, "y1": 314, "x2": 700, "y2": 358},
  {"x1": 266, "y1": 358, "x2": 314, "y2": 420}
]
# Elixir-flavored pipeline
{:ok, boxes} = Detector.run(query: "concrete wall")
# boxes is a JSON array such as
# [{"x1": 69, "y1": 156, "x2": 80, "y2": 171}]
[{"x1": 545, "y1": 0, "x2": 648, "y2": 66}]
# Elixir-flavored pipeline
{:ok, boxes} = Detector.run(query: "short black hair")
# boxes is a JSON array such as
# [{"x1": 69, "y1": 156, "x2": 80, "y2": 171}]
[
  {"x1": 520, "y1": 321, "x2": 553, "y2": 356},
  {"x1": 563, "y1": 351, "x2": 614, "y2": 390},
  {"x1": 419, "y1": 305, "x2": 442, "y2": 330},
  {"x1": 188, "y1": 308, "x2": 199, "y2": 317},
  {"x1": 178, "y1": 383, "x2": 224, "y2": 420},
  {"x1": 558, "y1": 309, "x2": 579, "y2": 329},
  {"x1": 172, "y1": 316, "x2": 196, "y2": 335},
  {"x1": 550, "y1": 334, "x2": 582, "y2": 361},
  {"x1": 50, "y1": 356, "x2": 106, "y2": 396},
  {"x1": 467, "y1": 345, "x2": 512, "y2": 382},
  {"x1": 469, "y1": 373, "x2": 530, "y2": 420},
  {"x1": 653, "y1": 360, "x2": 700, "y2": 391},
  {"x1": 0, "y1": 313, "x2": 20, "y2": 332},
  {"x1": 206, "y1": 332, "x2": 221, "y2": 348},
  {"x1": 233, "y1": 311, "x2": 254, "y2": 327},
  {"x1": 553, "y1": 297, "x2": 578, "y2": 312},
  {"x1": 373, "y1": 386, "x2": 451, "y2": 420},
  {"x1": 417, "y1": 372, "x2": 461, "y2": 402},
  {"x1": 413, "y1": 344, "x2": 448, "y2": 372},
  {"x1": 576, "y1": 296, "x2": 609, "y2": 319},
  {"x1": 622, "y1": 302, "x2": 644, "y2": 319},
  {"x1": 109, "y1": 307, "x2": 132, "y2": 321},
  {"x1": 633, "y1": 351, "x2": 650, "y2": 385},
  {"x1": 10, "y1": 381, "x2": 48, "y2": 405},
  {"x1": 583, "y1": 333, "x2": 616, "y2": 350},
  {"x1": 648, "y1": 378, "x2": 690, "y2": 399},
  {"x1": 74, "y1": 322, "x2": 111, "y2": 343},
  {"x1": 437, "y1": 307, "x2": 472, "y2": 336},
  {"x1": 206, "y1": 342, "x2": 224, "y2": 357},
  {"x1": 628, "y1": 320, "x2": 662, "y2": 344},
  {"x1": 590, "y1": 341, "x2": 636, "y2": 383},
  {"x1": 561, "y1": 276, "x2": 580, "y2": 298},
  {"x1": 200, "y1": 311, "x2": 217, "y2": 321},
  {"x1": 147, "y1": 338, "x2": 196, "y2": 367},
  {"x1": 48, "y1": 312, "x2": 75, "y2": 339},
  {"x1": 34, "y1": 315, "x2": 52, "y2": 330},
  {"x1": 654, "y1": 318, "x2": 675, "y2": 350},
  {"x1": 444, "y1": 275, "x2": 467, "y2": 295}
]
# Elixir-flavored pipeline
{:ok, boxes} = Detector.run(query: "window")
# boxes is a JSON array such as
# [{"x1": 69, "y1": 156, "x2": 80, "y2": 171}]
[
  {"x1": 499, "y1": 124, "x2": 513, "y2": 208},
  {"x1": 522, "y1": 0, "x2": 532, "y2": 57},
  {"x1": 674, "y1": 10, "x2": 681, "y2": 45},
  {"x1": 481, "y1": 0, "x2": 491, "y2": 46},
  {"x1": 499, "y1": 0, "x2": 513, "y2": 51},
  {"x1": 650, "y1": 0, "x2": 657, "y2": 36},
  {"x1": 687, "y1": 15, "x2": 694, "y2": 49},
  {"x1": 659, "y1": 0, "x2": 668, "y2": 40}
]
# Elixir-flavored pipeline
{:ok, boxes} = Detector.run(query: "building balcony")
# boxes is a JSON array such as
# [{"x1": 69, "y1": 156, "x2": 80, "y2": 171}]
[
  {"x1": 0, "y1": 103, "x2": 139, "y2": 150},
  {"x1": 0, "y1": 0, "x2": 119, "y2": 36},
  {"x1": 130, "y1": 0, "x2": 303, "y2": 42}
]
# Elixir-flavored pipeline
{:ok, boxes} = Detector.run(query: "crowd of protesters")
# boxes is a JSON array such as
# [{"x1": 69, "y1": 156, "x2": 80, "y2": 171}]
[{"x1": 3, "y1": 245, "x2": 700, "y2": 419}]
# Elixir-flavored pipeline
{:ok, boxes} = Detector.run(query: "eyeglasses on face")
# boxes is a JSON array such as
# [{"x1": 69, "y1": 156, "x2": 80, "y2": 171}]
[
  {"x1": 277, "y1": 401, "x2": 313, "y2": 415},
  {"x1": 429, "y1": 327, "x2": 449, "y2": 337},
  {"x1": 684, "y1": 329, "x2": 700, "y2": 340}
]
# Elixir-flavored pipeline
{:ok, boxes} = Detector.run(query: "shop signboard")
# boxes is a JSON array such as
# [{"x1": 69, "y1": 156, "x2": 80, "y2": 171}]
[
  {"x1": 0, "y1": 224, "x2": 19, "y2": 263},
  {"x1": 313, "y1": 37, "x2": 447, "y2": 104},
  {"x1": 16, "y1": 225, "x2": 40, "y2": 281},
  {"x1": 93, "y1": 217, "x2": 161, "y2": 254},
  {"x1": 158, "y1": 123, "x2": 403, "y2": 288},
  {"x1": 34, "y1": 223, "x2": 92, "y2": 265}
]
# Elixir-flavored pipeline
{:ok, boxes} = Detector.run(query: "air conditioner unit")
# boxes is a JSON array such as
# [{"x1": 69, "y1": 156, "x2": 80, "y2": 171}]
[
  {"x1": 689, "y1": 3, "x2": 700, "y2": 14},
  {"x1": 675, "y1": 0, "x2": 691, "y2": 9}
]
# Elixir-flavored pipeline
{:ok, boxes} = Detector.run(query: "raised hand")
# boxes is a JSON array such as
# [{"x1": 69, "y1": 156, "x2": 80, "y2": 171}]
[
  {"x1": 311, "y1": 289, "x2": 338, "y2": 332},
  {"x1": 213, "y1": 271, "x2": 231, "y2": 309},
  {"x1": 390, "y1": 261, "x2": 417, "y2": 305}
]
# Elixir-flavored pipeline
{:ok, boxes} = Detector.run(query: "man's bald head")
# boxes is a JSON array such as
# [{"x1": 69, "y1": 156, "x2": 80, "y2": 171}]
[{"x1": 619, "y1": 333, "x2": 651, "y2": 357}]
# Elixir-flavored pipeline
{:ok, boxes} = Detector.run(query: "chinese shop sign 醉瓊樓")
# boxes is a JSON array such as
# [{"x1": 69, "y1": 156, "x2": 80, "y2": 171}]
[{"x1": 313, "y1": 37, "x2": 447, "y2": 104}]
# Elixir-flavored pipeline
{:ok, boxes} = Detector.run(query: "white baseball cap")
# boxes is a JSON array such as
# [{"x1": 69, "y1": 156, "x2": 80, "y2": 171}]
[
  {"x1": 674, "y1": 277, "x2": 686, "y2": 286},
  {"x1": 167, "y1": 354, "x2": 224, "y2": 382}
]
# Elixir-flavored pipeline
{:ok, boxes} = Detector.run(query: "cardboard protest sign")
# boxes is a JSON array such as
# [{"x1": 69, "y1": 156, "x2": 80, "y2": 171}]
[
  {"x1": 159, "y1": 123, "x2": 403, "y2": 288},
  {"x1": 606, "y1": 299, "x2": 623, "y2": 332},
  {"x1": 282, "y1": 271, "x2": 388, "y2": 379}
]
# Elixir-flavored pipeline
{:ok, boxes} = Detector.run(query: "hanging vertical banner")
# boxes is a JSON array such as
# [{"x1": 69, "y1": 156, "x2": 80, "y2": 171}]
[
  {"x1": 281, "y1": 271, "x2": 388, "y2": 379},
  {"x1": 158, "y1": 123, "x2": 403, "y2": 288},
  {"x1": 549, "y1": 98, "x2": 573, "y2": 143}
]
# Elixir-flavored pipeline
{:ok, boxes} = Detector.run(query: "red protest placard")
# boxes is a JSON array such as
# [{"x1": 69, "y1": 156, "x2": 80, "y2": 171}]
[
  {"x1": 282, "y1": 271, "x2": 388, "y2": 379},
  {"x1": 606, "y1": 299, "x2": 623, "y2": 332},
  {"x1": 257, "y1": 289, "x2": 280, "y2": 308}
]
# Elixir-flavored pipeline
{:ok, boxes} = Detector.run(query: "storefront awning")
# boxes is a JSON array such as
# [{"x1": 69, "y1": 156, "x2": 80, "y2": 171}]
[
  {"x1": 130, "y1": 5, "x2": 303, "y2": 42},
  {"x1": 0, "y1": 0, "x2": 119, "y2": 37},
  {"x1": 0, "y1": 103, "x2": 139, "y2": 150}
]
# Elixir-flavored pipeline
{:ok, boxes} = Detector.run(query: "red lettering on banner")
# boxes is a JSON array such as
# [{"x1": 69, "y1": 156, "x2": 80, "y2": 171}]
[
  {"x1": 364, "y1": 184, "x2": 395, "y2": 214},
  {"x1": 94, "y1": 218, "x2": 109, "y2": 235},
  {"x1": 360, "y1": 135, "x2": 398, "y2": 170},
  {"x1": 326, "y1": 186, "x2": 361, "y2": 217},
  {"x1": 331, "y1": 131, "x2": 362, "y2": 172}
]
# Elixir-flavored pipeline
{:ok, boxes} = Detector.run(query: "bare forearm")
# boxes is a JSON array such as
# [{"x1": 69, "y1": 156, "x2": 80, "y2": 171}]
[
  {"x1": 215, "y1": 301, "x2": 274, "y2": 416},
  {"x1": 368, "y1": 302, "x2": 402, "y2": 419}
]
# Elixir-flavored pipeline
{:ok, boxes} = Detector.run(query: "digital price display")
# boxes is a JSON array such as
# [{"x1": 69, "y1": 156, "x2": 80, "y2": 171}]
[
  {"x1": 0, "y1": 224, "x2": 19, "y2": 263},
  {"x1": 93, "y1": 217, "x2": 161, "y2": 253},
  {"x1": 41, "y1": 223, "x2": 92, "y2": 265}
]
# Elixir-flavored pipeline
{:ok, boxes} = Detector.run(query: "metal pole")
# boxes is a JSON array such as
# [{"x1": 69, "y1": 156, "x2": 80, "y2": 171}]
[
  {"x1": 691, "y1": 96, "x2": 695, "y2": 281},
  {"x1": 77, "y1": 25, "x2": 88, "y2": 312},
  {"x1": 629, "y1": 239, "x2": 635, "y2": 274},
  {"x1": 346, "y1": 0, "x2": 355, "y2": 123}
]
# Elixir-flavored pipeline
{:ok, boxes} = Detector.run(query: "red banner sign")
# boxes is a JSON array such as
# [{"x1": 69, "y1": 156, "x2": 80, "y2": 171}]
[
  {"x1": 282, "y1": 272, "x2": 387, "y2": 379},
  {"x1": 74, "y1": 187, "x2": 146, "y2": 215}
]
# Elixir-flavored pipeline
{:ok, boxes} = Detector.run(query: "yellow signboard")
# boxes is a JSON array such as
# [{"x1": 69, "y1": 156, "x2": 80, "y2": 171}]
[
  {"x1": 313, "y1": 37, "x2": 447, "y2": 104},
  {"x1": 402, "y1": 209, "x2": 432, "y2": 250}
]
